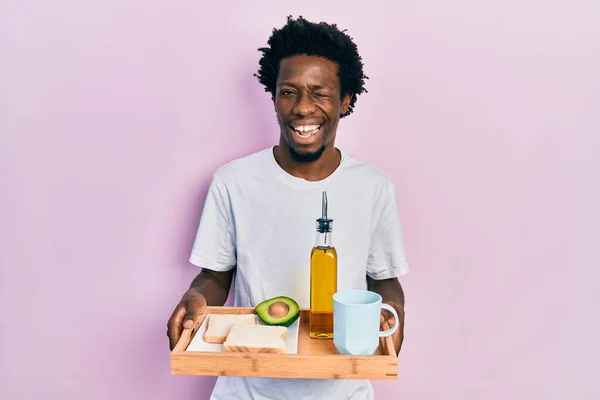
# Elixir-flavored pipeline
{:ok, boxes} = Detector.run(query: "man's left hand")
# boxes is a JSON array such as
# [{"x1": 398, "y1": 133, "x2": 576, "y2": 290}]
[{"x1": 380, "y1": 301, "x2": 405, "y2": 355}]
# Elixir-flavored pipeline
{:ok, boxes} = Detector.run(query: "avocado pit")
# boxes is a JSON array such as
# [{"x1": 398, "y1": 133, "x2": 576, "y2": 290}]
[{"x1": 268, "y1": 301, "x2": 289, "y2": 318}]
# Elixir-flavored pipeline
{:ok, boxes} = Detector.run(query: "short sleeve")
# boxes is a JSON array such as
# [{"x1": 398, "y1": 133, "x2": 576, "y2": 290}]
[
  {"x1": 188, "y1": 175, "x2": 236, "y2": 271},
  {"x1": 367, "y1": 179, "x2": 410, "y2": 280}
]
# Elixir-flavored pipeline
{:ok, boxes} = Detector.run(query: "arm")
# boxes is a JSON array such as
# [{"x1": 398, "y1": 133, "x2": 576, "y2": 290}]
[
  {"x1": 367, "y1": 276, "x2": 406, "y2": 355},
  {"x1": 365, "y1": 178, "x2": 409, "y2": 355},
  {"x1": 367, "y1": 275, "x2": 405, "y2": 310},
  {"x1": 189, "y1": 267, "x2": 235, "y2": 306},
  {"x1": 168, "y1": 174, "x2": 237, "y2": 350}
]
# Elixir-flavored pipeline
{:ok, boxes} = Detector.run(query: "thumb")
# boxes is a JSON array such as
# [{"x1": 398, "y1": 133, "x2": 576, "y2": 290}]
[{"x1": 183, "y1": 295, "x2": 205, "y2": 329}]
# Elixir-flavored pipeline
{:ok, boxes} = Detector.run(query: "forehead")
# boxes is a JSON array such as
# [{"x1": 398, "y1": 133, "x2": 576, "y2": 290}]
[{"x1": 277, "y1": 54, "x2": 340, "y2": 89}]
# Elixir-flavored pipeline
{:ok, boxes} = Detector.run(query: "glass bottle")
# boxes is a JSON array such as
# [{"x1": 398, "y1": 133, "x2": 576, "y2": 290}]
[{"x1": 309, "y1": 191, "x2": 337, "y2": 339}]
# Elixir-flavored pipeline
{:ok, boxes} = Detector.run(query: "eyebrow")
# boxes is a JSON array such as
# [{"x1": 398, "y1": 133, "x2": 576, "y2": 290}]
[{"x1": 277, "y1": 82, "x2": 333, "y2": 90}]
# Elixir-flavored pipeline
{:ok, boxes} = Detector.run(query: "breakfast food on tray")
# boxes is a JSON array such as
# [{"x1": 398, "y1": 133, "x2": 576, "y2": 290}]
[
  {"x1": 203, "y1": 314, "x2": 257, "y2": 343},
  {"x1": 201, "y1": 296, "x2": 299, "y2": 352},
  {"x1": 254, "y1": 296, "x2": 300, "y2": 327},
  {"x1": 223, "y1": 323, "x2": 288, "y2": 354}
]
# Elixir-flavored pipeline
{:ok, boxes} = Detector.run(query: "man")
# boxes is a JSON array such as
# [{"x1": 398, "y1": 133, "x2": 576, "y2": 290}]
[{"x1": 167, "y1": 15, "x2": 409, "y2": 400}]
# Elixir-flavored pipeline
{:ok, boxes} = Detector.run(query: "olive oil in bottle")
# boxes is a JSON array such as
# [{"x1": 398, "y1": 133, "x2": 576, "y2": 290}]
[{"x1": 309, "y1": 191, "x2": 337, "y2": 339}]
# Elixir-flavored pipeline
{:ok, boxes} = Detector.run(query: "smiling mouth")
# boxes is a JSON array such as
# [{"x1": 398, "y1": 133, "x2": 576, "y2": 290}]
[{"x1": 290, "y1": 124, "x2": 322, "y2": 139}]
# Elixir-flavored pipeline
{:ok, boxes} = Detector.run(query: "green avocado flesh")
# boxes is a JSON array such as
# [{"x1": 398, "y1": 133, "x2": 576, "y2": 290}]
[{"x1": 254, "y1": 296, "x2": 300, "y2": 327}]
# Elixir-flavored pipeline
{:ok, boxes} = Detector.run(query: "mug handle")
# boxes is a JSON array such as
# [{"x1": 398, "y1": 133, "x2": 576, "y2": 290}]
[{"x1": 379, "y1": 303, "x2": 399, "y2": 337}]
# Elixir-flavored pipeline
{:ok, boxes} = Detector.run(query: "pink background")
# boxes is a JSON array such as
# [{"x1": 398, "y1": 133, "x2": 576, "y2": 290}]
[{"x1": 1, "y1": 1, "x2": 599, "y2": 399}]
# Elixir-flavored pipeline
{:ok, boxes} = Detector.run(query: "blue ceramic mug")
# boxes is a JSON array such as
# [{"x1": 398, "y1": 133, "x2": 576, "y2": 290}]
[{"x1": 333, "y1": 289, "x2": 399, "y2": 356}]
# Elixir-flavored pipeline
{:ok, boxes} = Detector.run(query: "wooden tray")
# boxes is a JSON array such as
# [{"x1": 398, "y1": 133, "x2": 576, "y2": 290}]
[{"x1": 170, "y1": 306, "x2": 398, "y2": 380}]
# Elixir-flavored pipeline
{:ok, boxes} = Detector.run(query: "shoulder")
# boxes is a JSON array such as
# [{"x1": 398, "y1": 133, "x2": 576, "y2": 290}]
[
  {"x1": 340, "y1": 150, "x2": 397, "y2": 194},
  {"x1": 210, "y1": 148, "x2": 271, "y2": 186}
]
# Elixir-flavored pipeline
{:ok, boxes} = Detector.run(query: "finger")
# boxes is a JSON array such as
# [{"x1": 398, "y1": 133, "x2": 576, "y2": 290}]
[
  {"x1": 380, "y1": 308, "x2": 393, "y2": 321},
  {"x1": 183, "y1": 294, "x2": 206, "y2": 329},
  {"x1": 380, "y1": 310, "x2": 395, "y2": 322},
  {"x1": 167, "y1": 304, "x2": 186, "y2": 351},
  {"x1": 379, "y1": 314, "x2": 393, "y2": 332},
  {"x1": 380, "y1": 306, "x2": 400, "y2": 332}
]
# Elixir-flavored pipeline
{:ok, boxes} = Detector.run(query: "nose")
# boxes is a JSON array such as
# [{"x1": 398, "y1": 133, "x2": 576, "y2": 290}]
[{"x1": 292, "y1": 92, "x2": 317, "y2": 117}]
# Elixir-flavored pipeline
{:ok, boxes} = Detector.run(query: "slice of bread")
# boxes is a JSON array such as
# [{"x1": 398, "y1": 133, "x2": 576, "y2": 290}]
[
  {"x1": 203, "y1": 314, "x2": 257, "y2": 343},
  {"x1": 223, "y1": 324, "x2": 288, "y2": 354}
]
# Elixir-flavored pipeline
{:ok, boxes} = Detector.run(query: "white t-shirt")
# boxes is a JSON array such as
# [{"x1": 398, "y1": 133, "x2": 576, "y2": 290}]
[{"x1": 189, "y1": 146, "x2": 409, "y2": 400}]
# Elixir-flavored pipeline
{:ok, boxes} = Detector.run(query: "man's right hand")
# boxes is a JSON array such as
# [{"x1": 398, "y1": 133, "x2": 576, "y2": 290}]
[{"x1": 167, "y1": 288, "x2": 207, "y2": 350}]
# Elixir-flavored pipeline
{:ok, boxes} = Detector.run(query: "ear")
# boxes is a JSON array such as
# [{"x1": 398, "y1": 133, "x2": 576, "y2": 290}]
[{"x1": 341, "y1": 93, "x2": 352, "y2": 115}]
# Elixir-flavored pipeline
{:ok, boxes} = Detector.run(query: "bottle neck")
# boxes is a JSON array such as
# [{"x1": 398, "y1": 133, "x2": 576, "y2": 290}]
[{"x1": 315, "y1": 231, "x2": 333, "y2": 248}]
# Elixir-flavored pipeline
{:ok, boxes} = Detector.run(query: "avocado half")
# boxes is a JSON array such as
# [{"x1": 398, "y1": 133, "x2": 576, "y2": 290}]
[{"x1": 254, "y1": 296, "x2": 300, "y2": 327}]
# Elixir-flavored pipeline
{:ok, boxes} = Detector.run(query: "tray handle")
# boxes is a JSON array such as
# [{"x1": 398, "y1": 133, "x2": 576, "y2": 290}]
[{"x1": 380, "y1": 320, "x2": 397, "y2": 357}]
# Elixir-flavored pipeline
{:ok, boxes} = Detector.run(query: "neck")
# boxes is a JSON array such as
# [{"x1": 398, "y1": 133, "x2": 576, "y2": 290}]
[{"x1": 273, "y1": 141, "x2": 341, "y2": 182}]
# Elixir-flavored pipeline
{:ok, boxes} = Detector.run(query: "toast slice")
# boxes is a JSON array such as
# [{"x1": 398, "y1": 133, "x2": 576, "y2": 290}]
[
  {"x1": 203, "y1": 314, "x2": 257, "y2": 343},
  {"x1": 223, "y1": 323, "x2": 288, "y2": 354}
]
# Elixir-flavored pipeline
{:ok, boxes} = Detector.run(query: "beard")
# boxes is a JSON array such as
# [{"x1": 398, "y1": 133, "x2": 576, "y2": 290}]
[
  {"x1": 288, "y1": 144, "x2": 327, "y2": 163},
  {"x1": 276, "y1": 116, "x2": 329, "y2": 163}
]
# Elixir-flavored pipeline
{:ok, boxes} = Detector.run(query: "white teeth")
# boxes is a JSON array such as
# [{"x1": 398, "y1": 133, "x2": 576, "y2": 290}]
[
  {"x1": 295, "y1": 125, "x2": 320, "y2": 132},
  {"x1": 292, "y1": 124, "x2": 321, "y2": 138}
]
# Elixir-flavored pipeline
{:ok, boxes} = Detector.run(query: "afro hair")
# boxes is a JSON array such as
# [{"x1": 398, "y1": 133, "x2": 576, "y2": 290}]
[{"x1": 255, "y1": 15, "x2": 368, "y2": 118}]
